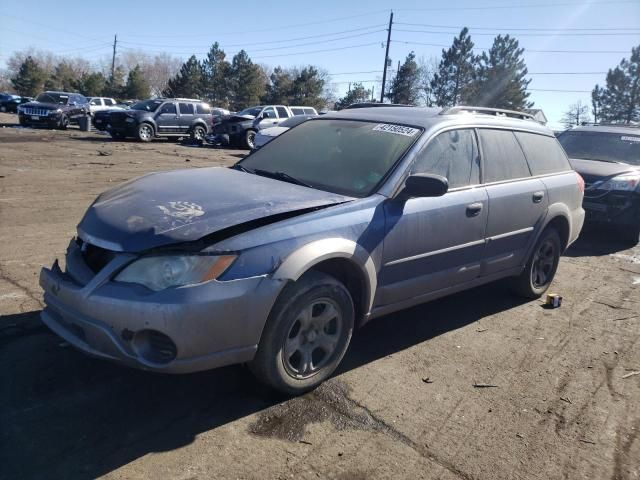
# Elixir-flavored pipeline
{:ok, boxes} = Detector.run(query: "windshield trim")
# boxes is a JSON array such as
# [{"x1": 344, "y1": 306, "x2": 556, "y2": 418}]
[{"x1": 238, "y1": 117, "x2": 424, "y2": 198}]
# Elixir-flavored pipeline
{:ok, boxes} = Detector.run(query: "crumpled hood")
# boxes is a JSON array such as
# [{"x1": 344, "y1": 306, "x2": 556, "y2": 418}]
[
  {"x1": 570, "y1": 158, "x2": 639, "y2": 183},
  {"x1": 77, "y1": 167, "x2": 353, "y2": 252}
]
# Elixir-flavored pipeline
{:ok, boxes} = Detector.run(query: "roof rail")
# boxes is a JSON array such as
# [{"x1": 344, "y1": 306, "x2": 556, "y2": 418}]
[
  {"x1": 173, "y1": 97, "x2": 203, "y2": 102},
  {"x1": 441, "y1": 106, "x2": 536, "y2": 121}
]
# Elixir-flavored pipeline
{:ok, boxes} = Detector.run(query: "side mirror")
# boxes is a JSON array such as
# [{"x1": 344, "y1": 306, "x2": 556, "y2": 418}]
[{"x1": 403, "y1": 173, "x2": 448, "y2": 198}]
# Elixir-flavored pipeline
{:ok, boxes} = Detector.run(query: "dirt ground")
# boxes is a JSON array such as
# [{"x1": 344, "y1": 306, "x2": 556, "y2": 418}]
[{"x1": 1, "y1": 113, "x2": 639, "y2": 480}]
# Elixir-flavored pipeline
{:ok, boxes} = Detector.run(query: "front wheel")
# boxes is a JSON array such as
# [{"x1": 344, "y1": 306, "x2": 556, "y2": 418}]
[
  {"x1": 190, "y1": 125, "x2": 206, "y2": 142},
  {"x1": 249, "y1": 271, "x2": 354, "y2": 396},
  {"x1": 512, "y1": 228, "x2": 561, "y2": 299},
  {"x1": 58, "y1": 115, "x2": 69, "y2": 130},
  {"x1": 0, "y1": 105, "x2": 6, "y2": 113},
  {"x1": 619, "y1": 224, "x2": 640, "y2": 245},
  {"x1": 136, "y1": 123, "x2": 154, "y2": 142},
  {"x1": 243, "y1": 129, "x2": 256, "y2": 150}
]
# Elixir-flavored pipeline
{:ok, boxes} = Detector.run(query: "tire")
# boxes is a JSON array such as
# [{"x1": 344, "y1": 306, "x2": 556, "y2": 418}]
[
  {"x1": 136, "y1": 123, "x2": 154, "y2": 142},
  {"x1": 243, "y1": 129, "x2": 256, "y2": 150},
  {"x1": 249, "y1": 271, "x2": 354, "y2": 396},
  {"x1": 58, "y1": 115, "x2": 69, "y2": 130},
  {"x1": 512, "y1": 228, "x2": 562, "y2": 299},
  {"x1": 190, "y1": 125, "x2": 206, "y2": 142},
  {"x1": 0, "y1": 105, "x2": 6, "y2": 113}
]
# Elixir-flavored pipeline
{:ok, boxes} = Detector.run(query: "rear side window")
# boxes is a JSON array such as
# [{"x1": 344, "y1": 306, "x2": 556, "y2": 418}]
[
  {"x1": 104, "y1": 98, "x2": 115, "y2": 106},
  {"x1": 412, "y1": 129, "x2": 480, "y2": 189},
  {"x1": 303, "y1": 108, "x2": 316, "y2": 115},
  {"x1": 196, "y1": 103, "x2": 211, "y2": 114},
  {"x1": 479, "y1": 129, "x2": 531, "y2": 183},
  {"x1": 179, "y1": 103, "x2": 194, "y2": 115},
  {"x1": 276, "y1": 106, "x2": 290, "y2": 118},
  {"x1": 291, "y1": 107, "x2": 305, "y2": 115},
  {"x1": 515, "y1": 132, "x2": 572, "y2": 175}
]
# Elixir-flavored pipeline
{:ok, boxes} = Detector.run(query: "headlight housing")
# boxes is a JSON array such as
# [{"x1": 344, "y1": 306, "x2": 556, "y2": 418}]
[
  {"x1": 597, "y1": 173, "x2": 640, "y2": 192},
  {"x1": 114, "y1": 254, "x2": 236, "y2": 291},
  {"x1": 55, "y1": 108, "x2": 63, "y2": 113}
]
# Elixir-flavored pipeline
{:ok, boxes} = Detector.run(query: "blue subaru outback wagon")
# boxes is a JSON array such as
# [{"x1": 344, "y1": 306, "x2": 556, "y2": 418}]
[{"x1": 40, "y1": 106, "x2": 585, "y2": 394}]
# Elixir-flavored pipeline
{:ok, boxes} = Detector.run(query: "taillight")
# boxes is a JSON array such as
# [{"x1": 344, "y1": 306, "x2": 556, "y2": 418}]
[{"x1": 576, "y1": 172, "x2": 585, "y2": 193}]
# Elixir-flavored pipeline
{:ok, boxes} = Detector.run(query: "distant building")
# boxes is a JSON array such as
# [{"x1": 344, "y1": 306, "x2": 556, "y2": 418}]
[{"x1": 524, "y1": 108, "x2": 548, "y2": 125}]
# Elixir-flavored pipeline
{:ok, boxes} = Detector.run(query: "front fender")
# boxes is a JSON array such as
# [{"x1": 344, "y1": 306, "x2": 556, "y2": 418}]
[{"x1": 272, "y1": 238, "x2": 377, "y2": 312}]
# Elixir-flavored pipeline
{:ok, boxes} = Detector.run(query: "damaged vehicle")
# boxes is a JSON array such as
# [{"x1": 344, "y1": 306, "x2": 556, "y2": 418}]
[
  {"x1": 558, "y1": 125, "x2": 640, "y2": 244},
  {"x1": 40, "y1": 106, "x2": 584, "y2": 395}
]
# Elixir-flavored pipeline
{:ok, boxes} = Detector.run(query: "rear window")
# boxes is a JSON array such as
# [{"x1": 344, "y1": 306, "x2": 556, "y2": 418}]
[
  {"x1": 479, "y1": 129, "x2": 531, "y2": 183},
  {"x1": 196, "y1": 103, "x2": 211, "y2": 114},
  {"x1": 558, "y1": 130, "x2": 640, "y2": 166},
  {"x1": 515, "y1": 132, "x2": 572, "y2": 175}
]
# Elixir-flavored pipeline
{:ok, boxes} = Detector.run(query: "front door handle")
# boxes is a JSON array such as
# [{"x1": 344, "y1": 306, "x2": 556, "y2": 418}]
[
  {"x1": 532, "y1": 191, "x2": 545, "y2": 203},
  {"x1": 466, "y1": 202, "x2": 483, "y2": 217}
]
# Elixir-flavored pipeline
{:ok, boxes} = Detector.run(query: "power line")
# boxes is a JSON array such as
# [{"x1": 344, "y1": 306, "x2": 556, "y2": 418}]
[
  {"x1": 392, "y1": 0, "x2": 637, "y2": 11},
  {"x1": 395, "y1": 22, "x2": 640, "y2": 32},
  {"x1": 530, "y1": 88, "x2": 591, "y2": 92},
  {"x1": 394, "y1": 40, "x2": 629, "y2": 54},
  {"x1": 395, "y1": 28, "x2": 640, "y2": 37}
]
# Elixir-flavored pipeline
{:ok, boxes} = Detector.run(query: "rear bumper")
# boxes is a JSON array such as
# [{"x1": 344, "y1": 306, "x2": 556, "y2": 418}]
[{"x1": 39, "y1": 243, "x2": 284, "y2": 373}]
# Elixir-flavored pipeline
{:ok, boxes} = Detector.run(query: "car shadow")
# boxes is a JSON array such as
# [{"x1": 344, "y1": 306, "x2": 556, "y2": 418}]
[
  {"x1": 1, "y1": 281, "x2": 527, "y2": 480},
  {"x1": 565, "y1": 226, "x2": 638, "y2": 258}
]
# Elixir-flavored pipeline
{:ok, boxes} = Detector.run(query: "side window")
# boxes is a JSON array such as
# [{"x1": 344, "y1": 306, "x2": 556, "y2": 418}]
[
  {"x1": 89, "y1": 98, "x2": 100, "y2": 106},
  {"x1": 514, "y1": 132, "x2": 572, "y2": 175},
  {"x1": 412, "y1": 129, "x2": 480, "y2": 189},
  {"x1": 276, "y1": 106, "x2": 289, "y2": 118},
  {"x1": 478, "y1": 129, "x2": 531, "y2": 183},
  {"x1": 196, "y1": 103, "x2": 211, "y2": 114},
  {"x1": 104, "y1": 98, "x2": 115, "y2": 106},
  {"x1": 179, "y1": 103, "x2": 194, "y2": 115},
  {"x1": 304, "y1": 108, "x2": 316, "y2": 115},
  {"x1": 262, "y1": 107, "x2": 276, "y2": 119},
  {"x1": 159, "y1": 103, "x2": 177, "y2": 114},
  {"x1": 291, "y1": 107, "x2": 304, "y2": 116}
]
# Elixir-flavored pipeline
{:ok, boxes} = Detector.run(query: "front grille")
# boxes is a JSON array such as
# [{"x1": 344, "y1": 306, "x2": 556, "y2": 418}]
[
  {"x1": 22, "y1": 107, "x2": 51, "y2": 116},
  {"x1": 81, "y1": 242, "x2": 116, "y2": 273},
  {"x1": 108, "y1": 112, "x2": 129, "y2": 126}
]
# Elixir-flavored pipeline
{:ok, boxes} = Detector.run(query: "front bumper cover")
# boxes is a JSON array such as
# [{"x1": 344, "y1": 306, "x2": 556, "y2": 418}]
[{"x1": 39, "y1": 242, "x2": 284, "y2": 373}]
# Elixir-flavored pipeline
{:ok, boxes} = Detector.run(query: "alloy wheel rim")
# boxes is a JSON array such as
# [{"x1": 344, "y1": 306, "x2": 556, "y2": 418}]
[
  {"x1": 247, "y1": 132, "x2": 255, "y2": 149},
  {"x1": 194, "y1": 127, "x2": 204, "y2": 140},
  {"x1": 532, "y1": 239, "x2": 556, "y2": 288},
  {"x1": 283, "y1": 298, "x2": 343, "y2": 379},
  {"x1": 140, "y1": 125, "x2": 151, "y2": 139}
]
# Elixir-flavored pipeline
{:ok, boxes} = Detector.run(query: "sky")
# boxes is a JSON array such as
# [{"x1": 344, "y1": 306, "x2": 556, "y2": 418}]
[{"x1": 1, "y1": 0, "x2": 639, "y2": 129}]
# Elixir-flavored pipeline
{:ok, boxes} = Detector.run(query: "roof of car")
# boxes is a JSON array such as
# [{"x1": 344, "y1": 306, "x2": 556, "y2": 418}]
[
  {"x1": 564, "y1": 124, "x2": 640, "y2": 135},
  {"x1": 322, "y1": 106, "x2": 553, "y2": 135}
]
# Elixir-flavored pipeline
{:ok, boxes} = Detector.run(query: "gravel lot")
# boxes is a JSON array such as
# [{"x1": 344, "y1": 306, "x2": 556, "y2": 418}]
[{"x1": 1, "y1": 113, "x2": 639, "y2": 480}]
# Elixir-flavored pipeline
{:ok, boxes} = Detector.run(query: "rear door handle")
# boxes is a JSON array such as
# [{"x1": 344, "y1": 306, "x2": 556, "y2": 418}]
[
  {"x1": 466, "y1": 202, "x2": 483, "y2": 217},
  {"x1": 532, "y1": 191, "x2": 545, "y2": 203}
]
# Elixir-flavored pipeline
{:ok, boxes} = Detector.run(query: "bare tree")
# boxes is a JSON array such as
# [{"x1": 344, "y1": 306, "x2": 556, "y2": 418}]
[
  {"x1": 561, "y1": 100, "x2": 591, "y2": 128},
  {"x1": 418, "y1": 56, "x2": 438, "y2": 107}
]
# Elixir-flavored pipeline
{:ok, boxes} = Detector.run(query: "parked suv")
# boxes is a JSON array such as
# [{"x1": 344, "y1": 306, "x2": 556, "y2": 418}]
[
  {"x1": 0, "y1": 93, "x2": 32, "y2": 113},
  {"x1": 210, "y1": 105, "x2": 315, "y2": 149},
  {"x1": 558, "y1": 125, "x2": 640, "y2": 243},
  {"x1": 87, "y1": 97, "x2": 120, "y2": 114},
  {"x1": 103, "y1": 98, "x2": 212, "y2": 142},
  {"x1": 18, "y1": 91, "x2": 89, "y2": 129},
  {"x1": 39, "y1": 106, "x2": 584, "y2": 395}
]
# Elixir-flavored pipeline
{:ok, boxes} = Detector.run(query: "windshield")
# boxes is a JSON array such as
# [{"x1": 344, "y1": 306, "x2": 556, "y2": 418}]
[
  {"x1": 558, "y1": 131, "x2": 640, "y2": 166},
  {"x1": 239, "y1": 119, "x2": 421, "y2": 197},
  {"x1": 237, "y1": 106, "x2": 263, "y2": 117},
  {"x1": 35, "y1": 93, "x2": 69, "y2": 104},
  {"x1": 130, "y1": 99, "x2": 163, "y2": 112}
]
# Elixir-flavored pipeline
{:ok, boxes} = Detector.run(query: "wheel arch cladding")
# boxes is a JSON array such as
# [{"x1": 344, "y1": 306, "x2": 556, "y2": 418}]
[
  {"x1": 272, "y1": 238, "x2": 377, "y2": 317},
  {"x1": 543, "y1": 203, "x2": 572, "y2": 251}
]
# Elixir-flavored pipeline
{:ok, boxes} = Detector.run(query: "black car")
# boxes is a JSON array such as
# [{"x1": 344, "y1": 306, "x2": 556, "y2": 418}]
[
  {"x1": 0, "y1": 94, "x2": 32, "y2": 113},
  {"x1": 100, "y1": 98, "x2": 212, "y2": 142},
  {"x1": 18, "y1": 91, "x2": 89, "y2": 129},
  {"x1": 558, "y1": 125, "x2": 640, "y2": 243}
]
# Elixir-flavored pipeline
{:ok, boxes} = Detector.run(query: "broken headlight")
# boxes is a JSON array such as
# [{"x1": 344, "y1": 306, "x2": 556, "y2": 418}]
[{"x1": 114, "y1": 254, "x2": 236, "y2": 291}]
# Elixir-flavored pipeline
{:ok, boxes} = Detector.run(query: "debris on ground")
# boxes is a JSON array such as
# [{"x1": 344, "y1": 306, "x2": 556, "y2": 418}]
[
  {"x1": 473, "y1": 383, "x2": 499, "y2": 388},
  {"x1": 622, "y1": 371, "x2": 640, "y2": 379},
  {"x1": 560, "y1": 397, "x2": 573, "y2": 404},
  {"x1": 421, "y1": 377, "x2": 434, "y2": 384},
  {"x1": 97, "y1": 150, "x2": 113, "y2": 156}
]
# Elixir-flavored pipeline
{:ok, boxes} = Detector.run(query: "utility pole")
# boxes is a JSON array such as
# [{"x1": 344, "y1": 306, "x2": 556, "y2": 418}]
[
  {"x1": 380, "y1": 11, "x2": 393, "y2": 103},
  {"x1": 110, "y1": 34, "x2": 117, "y2": 80}
]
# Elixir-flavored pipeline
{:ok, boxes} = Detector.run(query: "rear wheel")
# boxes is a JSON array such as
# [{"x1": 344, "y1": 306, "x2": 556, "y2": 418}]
[
  {"x1": 0, "y1": 105, "x2": 6, "y2": 112},
  {"x1": 512, "y1": 228, "x2": 561, "y2": 299},
  {"x1": 249, "y1": 271, "x2": 354, "y2": 396},
  {"x1": 243, "y1": 129, "x2": 256, "y2": 149},
  {"x1": 58, "y1": 115, "x2": 69, "y2": 130},
  {"x1": 137, "y1": 123, "x2": 154, "y2": 142}
]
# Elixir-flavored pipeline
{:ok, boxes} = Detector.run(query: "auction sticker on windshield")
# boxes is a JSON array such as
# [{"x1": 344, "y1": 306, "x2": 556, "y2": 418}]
[
  {"x1": 372, "y1": 123, "x2": 420, "y2": 137},
  {"x1": 621, "y1": 136, "x2": 640, "y2": 142}
]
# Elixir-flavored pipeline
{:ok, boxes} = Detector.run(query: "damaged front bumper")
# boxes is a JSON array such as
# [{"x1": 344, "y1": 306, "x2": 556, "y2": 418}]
[
  {"x1": 39, "y1": 241, "x2": 283, "y2": 373},
  {"x1": 583, "y1": 191, "x2": 640, "y2": 228}
]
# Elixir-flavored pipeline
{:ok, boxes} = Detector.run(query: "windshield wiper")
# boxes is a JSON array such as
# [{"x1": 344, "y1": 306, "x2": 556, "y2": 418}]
[
  {"x1": 253, "y1": 169, "x2": 313, "y2": 188},
  {"x1": 232, "y1": 163, "x2": 255, "y2": 174}
]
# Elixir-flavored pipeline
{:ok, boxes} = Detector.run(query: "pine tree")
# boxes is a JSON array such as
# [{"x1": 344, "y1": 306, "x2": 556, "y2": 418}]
[
  {"x1": 263, "y1": 66, "x2": 294, "y2": 104},
  {"x1": 45, "y1": 61, "x2": 79, "y2": 92},
  {"x1": 598, "y1": 45, "x2": 639, "y2": 124},
  {"x1": 125, "y1": 65, "x2": 150, "y2": 99},
  {"x1": 430, "y1": 28, "x2": 476, "y2": 107},
  {"x1": 335, "y1": 83, "x2": 372, "y2": 109},
  {"x1": 289, "y1": 66, "x2": 326, "y2": 109},
  {"x1": 470, "y1": 35, "x2": 532, "y2": 110},
  {"x1": 229, "y1": 50, "x2": 265, "y2": 110},
  {"x1": 104, "y1": 66, "x2": 126, "y2": 98},
  {"x1": 11, "y1": 56, "x2": 46, "y2": 96},
  {"x1": 76, "y1": 72, "x2": 106, "y2": 97},
  {"x1": 164, "y1": 55, "x2": 205, "y2": 99},
  {"x1": 591, "y1": 84, "x2": 605, "y2": 123},
  {"x1": 386, "y1": 52, "x2": 421, "y2": 105},
  {"x1": 202, "y1": 43, "x2": 231, "y2": 107}
]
